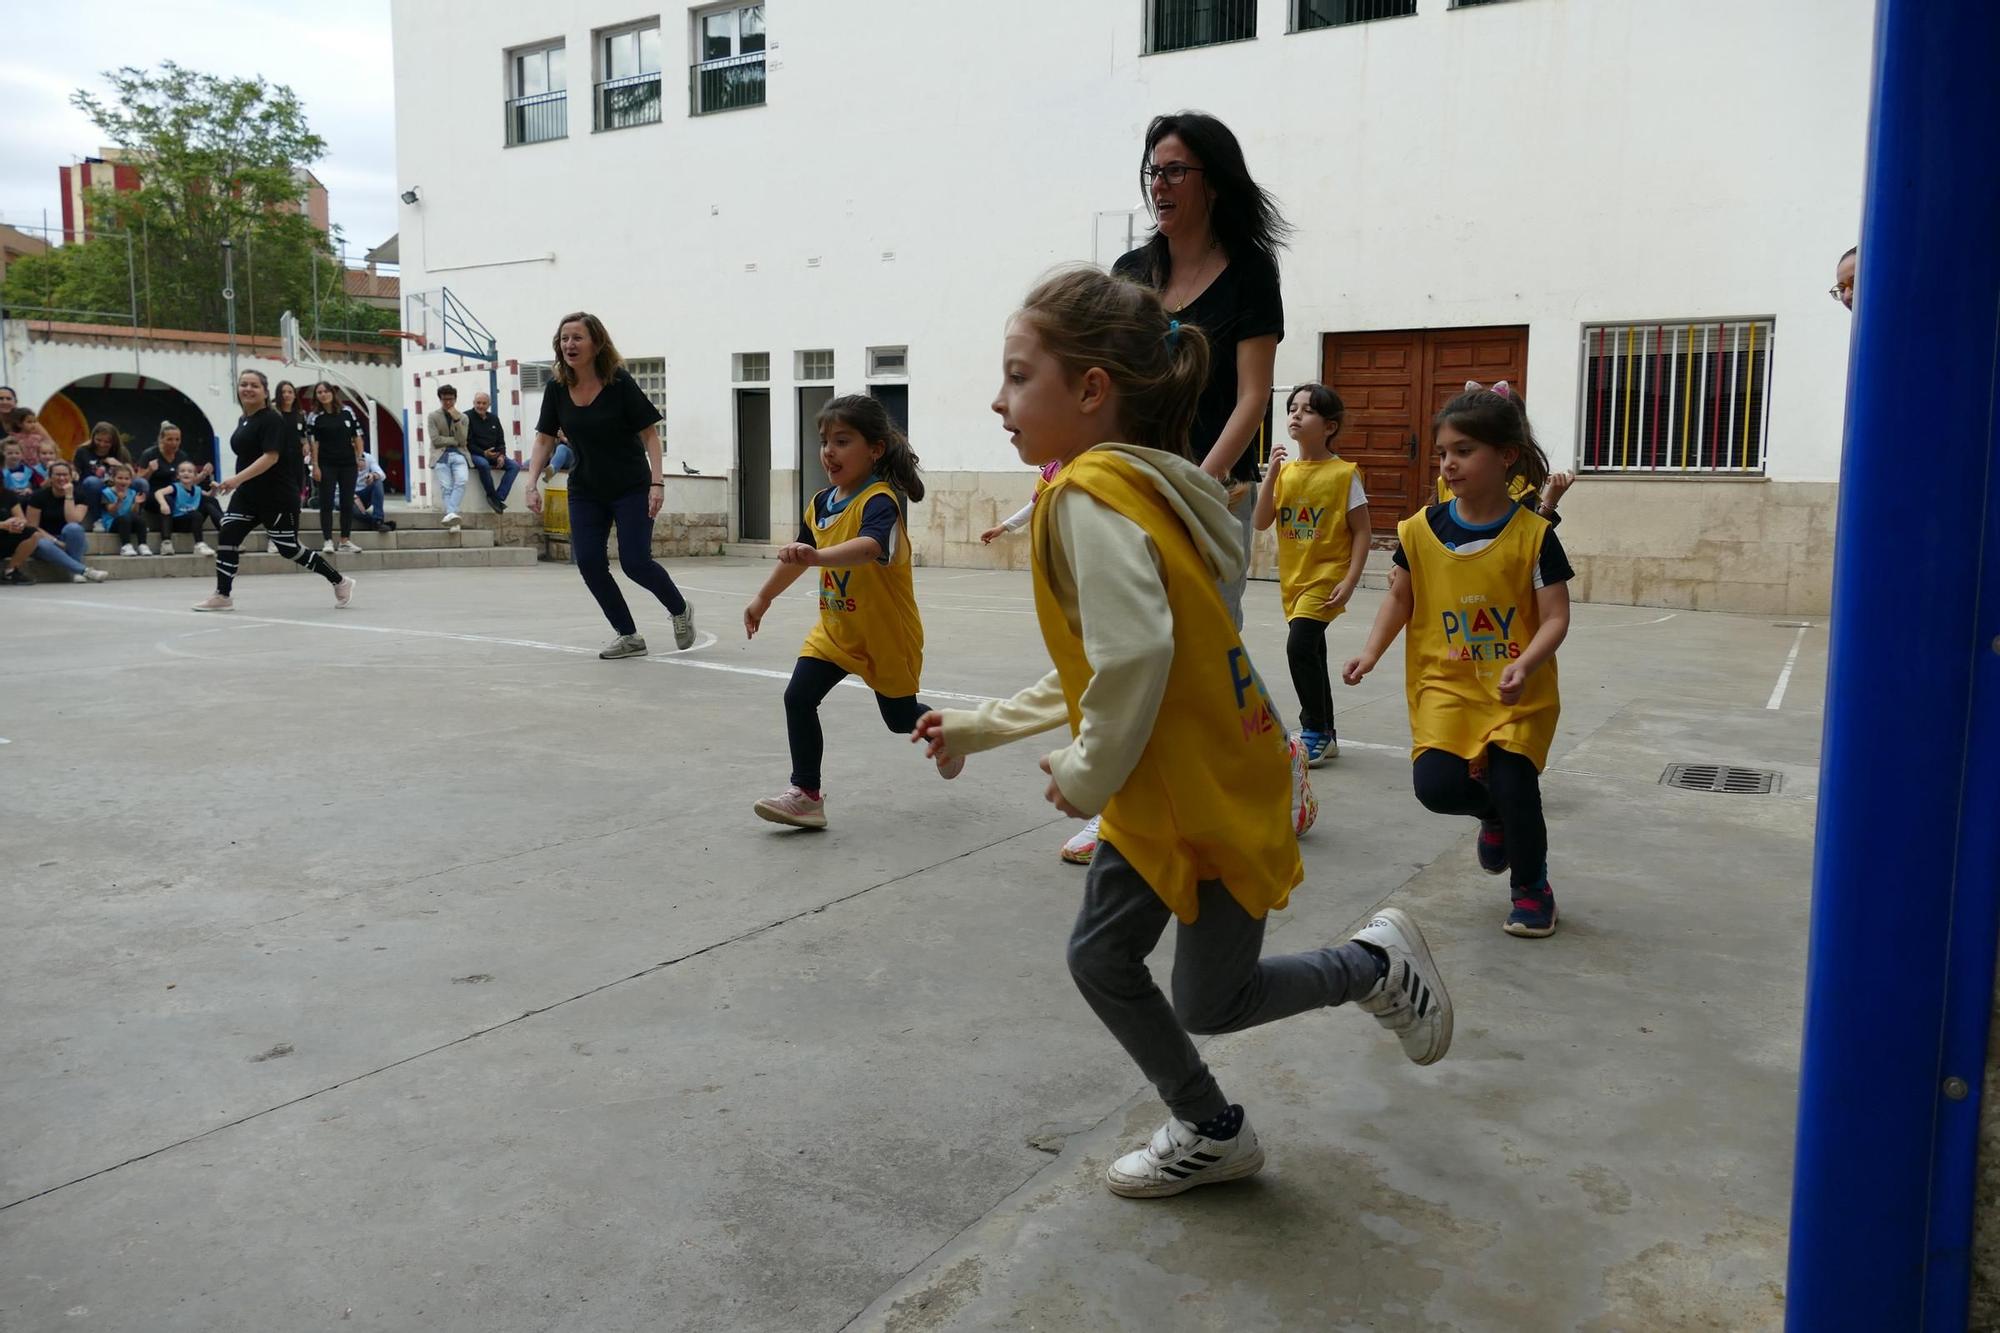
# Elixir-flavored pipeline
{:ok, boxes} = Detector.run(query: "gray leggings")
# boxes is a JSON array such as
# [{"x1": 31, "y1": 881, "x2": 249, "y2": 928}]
[{"x1": 1066, "y1": 839, "x2": 1380, "y2": 1123}]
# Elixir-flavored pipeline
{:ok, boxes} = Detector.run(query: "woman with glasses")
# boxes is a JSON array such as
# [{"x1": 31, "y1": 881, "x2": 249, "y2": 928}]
[{"x1": 1056, "y1": 110, "x2": 1313, "y2": 869}]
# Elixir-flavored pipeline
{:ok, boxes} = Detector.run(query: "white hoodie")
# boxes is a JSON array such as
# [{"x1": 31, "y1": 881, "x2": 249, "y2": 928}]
[{"x1": 939, "y1": 443, "x2": 1244, "y2": 815}]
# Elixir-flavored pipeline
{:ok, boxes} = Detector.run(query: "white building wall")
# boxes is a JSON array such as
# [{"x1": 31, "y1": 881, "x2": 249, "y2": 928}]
[{"x1": 391, "y1": 0, "x2": 1870, "y2": 610}]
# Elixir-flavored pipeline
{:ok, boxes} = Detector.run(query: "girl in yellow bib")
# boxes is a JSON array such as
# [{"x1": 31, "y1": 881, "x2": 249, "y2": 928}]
[
  {"x1": 1343, "y1": 384, "x2": 1573, "y2": 938},
  {"x1": 744, "y1": 395, "x2": 962, "y2": 829},
  {"x1": 914, "y1": 268, "x2": 1453, "y2": 1199},
  {"x1": 1253, "y1": 382, "x2": 1369, "y2": 765}
]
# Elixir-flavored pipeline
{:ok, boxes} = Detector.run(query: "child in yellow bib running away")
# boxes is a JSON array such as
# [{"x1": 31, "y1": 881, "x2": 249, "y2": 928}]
[
  {"x1": 744, "y1": 394, "x2": 961, "y2": 830},
  {"x1": 1254, "y1": 382, "x2": 1370, "y2": 766},
  {"x1": 913, "y1": 267, "x2": 1453, "y2": 1201},
  {"x1": 1344, "y1": 383, "x2": 1573, "y2": 938}
]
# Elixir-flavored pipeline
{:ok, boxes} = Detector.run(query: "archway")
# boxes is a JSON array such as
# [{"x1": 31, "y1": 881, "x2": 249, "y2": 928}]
[{"x1": 39, "y1": 373, "x2": 217, "y2": 471}]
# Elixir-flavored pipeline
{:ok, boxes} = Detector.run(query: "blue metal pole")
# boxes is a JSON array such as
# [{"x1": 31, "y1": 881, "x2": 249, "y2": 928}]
[{"x1": 1787, "y1": 1, "x2": 2000, "y2": 1328}]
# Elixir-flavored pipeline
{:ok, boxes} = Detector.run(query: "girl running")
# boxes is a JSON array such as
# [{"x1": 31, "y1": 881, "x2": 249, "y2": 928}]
[
  {"x1": 744, "y1": 395, "x2": 961, "y2": 829},
  {"x1": 1253, "y1": 383, "x2": 1368, "y2": 765},
  {"x1": 193, "y1": 370, "x2": 355, "y2": 613},
  {"x1": 1343, "y1": 383, "x2": 1572, "y2": 937},
  {"x1": 915, "y1": 267, "x2": 1451, "y2": 1198},
  {"x1": 979, "y1": 458, "x2": 1064, "y2": 544}
]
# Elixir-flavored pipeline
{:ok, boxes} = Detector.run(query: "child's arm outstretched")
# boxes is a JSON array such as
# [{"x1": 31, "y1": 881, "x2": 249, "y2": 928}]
[
  {"x1": 981, "y1": 498, "x2": 1037, "y2": 544},
  {"x1": 743, "y1": 560, "x2": 812, "y2": 638},
  {"x1": 1252, "y1": 443, "x2": 1285, "y2": 531},
  {"x1": 1342, "y1": 564, "x2": 1414, "y2": 685},
  {"x1": 1498, "y1": 581, "x2": 1569, "y2": 704}
]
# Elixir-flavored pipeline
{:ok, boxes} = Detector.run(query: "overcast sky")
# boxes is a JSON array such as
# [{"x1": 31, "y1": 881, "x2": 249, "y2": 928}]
[{"x1": 0, "y1": 0, "x2": 397, "y2": 261}]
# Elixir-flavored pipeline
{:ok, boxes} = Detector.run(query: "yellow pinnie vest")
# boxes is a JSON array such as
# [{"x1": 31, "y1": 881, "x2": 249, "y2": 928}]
[
  {"x1": 799, "y1": 480, "x2": 924, "y2": 698},
  {"x1": 1033, "y1": 450, "x2": 1302, "y2": 924},
  {"x1": 1397, "y1": 504, "x2": 1561, "y2": 771},
  {"x1": 1273, "y1": 457, "x2": 1360, "y2": 623}
]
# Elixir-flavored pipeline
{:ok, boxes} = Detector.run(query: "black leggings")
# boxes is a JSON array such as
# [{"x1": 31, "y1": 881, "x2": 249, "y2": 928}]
[
  {"x1": 154, "y1": 501, "x2": 222, "y2": 545},
  {"x1": 319, "y1": 463, "x2": 358, "y2": 540},
  {"x1": 1286, "y1": 617, "x2": 1336, "y2": 735},
  {"x1": 215, "y1": 505, "x2": 343, "y2": 596},
  {"x1": 106, "y1": 511, "x2": 149, "y2": 547},
  {"x1": 784, "y1": 655, "x2": 927, "y2": 792},
  {"x1": 1412, "y1": 745, "x2": 1548, "y2": 890}
]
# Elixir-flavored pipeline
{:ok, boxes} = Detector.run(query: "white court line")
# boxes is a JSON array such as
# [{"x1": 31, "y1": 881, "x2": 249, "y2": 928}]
[
  {"x1": 1591, "y1": 611, "x2": 1679, "y2": 630},
  {"x1": 1766, "y1": 623, "x2": 1813, "y2": 710}
]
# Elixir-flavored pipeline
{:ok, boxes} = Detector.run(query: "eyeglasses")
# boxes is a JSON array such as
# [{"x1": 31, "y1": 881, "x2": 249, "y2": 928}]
[
  {"x1": 1142, "y1": 163, "x2": 1206, "y2": 187},
  {"x1": 1828, "y1": 284, "x2": 1853, "y2": 303}
]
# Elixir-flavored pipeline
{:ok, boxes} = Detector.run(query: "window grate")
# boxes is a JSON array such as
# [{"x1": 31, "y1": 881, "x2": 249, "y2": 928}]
[
  {"x1": 1150, "y1": 0, "x2": 1256, "y2": 53},
  {"x1": 520, "y1": 361, "x2": 556, "y2": 394},
  {"x1": 734, "y1": 352, "x2": 770, "y2": 383},
  {"x1": 1297, "y1": 0, "x2": 1418, "y2": 31},
  {"x1": 1580, "y1": 319, "x2": 1774, "y2": 475},
  {"x1": 1660, "y1": 764, "x2": 1781, "y2": 795},
  {"x1": 627, "y1": 357, "x2": 667, "y2": 413},
  {"x1": 797, "y1": 349, "x2": 834, "y2": 381}
]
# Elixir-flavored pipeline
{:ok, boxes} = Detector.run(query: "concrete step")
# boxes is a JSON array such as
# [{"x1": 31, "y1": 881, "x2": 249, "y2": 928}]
[
  {"x1": 30, "y1": 546, "x2": 537, "y2": 582},
  {"x1": 82, "y1": 527, "x2": 496, "y2": 555}
]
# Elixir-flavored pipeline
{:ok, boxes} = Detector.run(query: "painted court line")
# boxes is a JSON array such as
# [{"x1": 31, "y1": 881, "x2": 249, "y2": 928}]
[{"x1": 1766, "y1": 623, "x2": 1812, "y2": 710}]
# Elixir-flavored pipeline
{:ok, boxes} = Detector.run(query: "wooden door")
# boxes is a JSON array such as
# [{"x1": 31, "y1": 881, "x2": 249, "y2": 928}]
[{"x1": 1321, "y1": 325, "x2": 1529, "y2": 535}]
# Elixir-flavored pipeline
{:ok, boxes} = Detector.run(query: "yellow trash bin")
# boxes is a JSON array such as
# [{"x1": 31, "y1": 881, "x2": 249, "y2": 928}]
[{"x1": 542, "y1": 472, "x2": 570, "y2": 536}]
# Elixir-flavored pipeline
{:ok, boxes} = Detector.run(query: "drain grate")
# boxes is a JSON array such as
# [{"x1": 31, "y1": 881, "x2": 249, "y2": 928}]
[{"x1": 1661, "y1": 763, "x2": 1781, "y2": 794}]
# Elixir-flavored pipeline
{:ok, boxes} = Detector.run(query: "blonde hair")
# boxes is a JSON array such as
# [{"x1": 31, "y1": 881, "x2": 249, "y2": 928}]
[
  {"x1": 1015, "y1": 266, "x2": 1210, "y2": 458},
  {"x1": 551, "y1": 311, "x2": 625, "y2": 388}
]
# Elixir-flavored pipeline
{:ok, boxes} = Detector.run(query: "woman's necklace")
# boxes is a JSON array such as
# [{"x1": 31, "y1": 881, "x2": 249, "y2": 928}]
[{"x1": 1166, "y1": 242, "x2": 1222, "y2": 313}]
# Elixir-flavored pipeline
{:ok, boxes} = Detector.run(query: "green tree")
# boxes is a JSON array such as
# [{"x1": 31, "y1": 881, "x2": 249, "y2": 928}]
[{"x1": 3, "y1": 61, "x2": 392, "y2": 344}]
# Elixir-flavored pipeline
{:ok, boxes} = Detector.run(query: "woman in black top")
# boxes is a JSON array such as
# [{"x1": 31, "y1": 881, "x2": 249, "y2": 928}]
[
  {"x1": 193, "y1": 369, "x2": 353, "y2": 613},
  {"x1": 308, "y1": 381, "x2": 366, "y2": 552},
  {"x1": 275, "y1": 381, "x2": 308, "y2": 505},
  {"x1": 526, "y1": 312, "x2": 695, "y2": 658},
  {"x1": 1112, "y1": 110, "x2": 1291, "y2": 630}
]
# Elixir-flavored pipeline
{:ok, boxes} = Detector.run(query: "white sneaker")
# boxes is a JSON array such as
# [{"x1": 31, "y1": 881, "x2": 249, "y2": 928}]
[
  {"x1": 337, "y1": 539, "x2": 362, "y2": 554},
  {"x1": 599, "y1": 633, "x2": 648, "y2": 660},
  {"x1": 159, "y1": 540, "x2": 176, "y2": 556},
  {"x1": 753, "y1": 785, "x2": 828, "y2": 830},
  {"x1": 322, "y1": 539, "x2": 336, "y2": 554},
  {"x1": 80, "y1": 567, "x2": 109, "y2": 583},
  {"x1": 194, "y1": 541, "x2": 215, "y2": 556},
  {"x1": 1289, "y1": 734, "x2": 1318, "y2": 838},
  {"x1": 137, "y1": 543, "x2": 153, "y2": 556},
  {"x1": 1352, "y1": 907, "x2": 1454, "y2": 1066},
  {"x1": 1061, "y1": 814, "x2": 1102, "y2": 865},
  {"x1": 266, "y1": 540, "x2": 279, "y2": 555},
  {"x1": 1106, "y1": 1112, "x2": 1265, "y2": 1199},
  {"x1": 671, "y1": 600, "x2": 696, "y2": 651},
  {"x1": 442, "y1": 512, "x2": 461, "y2": 527},
  {"x1": 119, "y1": 543, "x2": 137, "y2": 557},
  {"x1": 192, "y1": 593, "x2": 234, "y2": 612},
  {"x1": 333, "y1": 577, "x2": 356, "y2": 609}
]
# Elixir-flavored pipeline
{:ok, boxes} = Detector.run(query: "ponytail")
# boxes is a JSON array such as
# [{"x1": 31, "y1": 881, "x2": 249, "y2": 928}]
[{"x1": 1435, "y1": 385, "x2": 1551, "y2": 496}]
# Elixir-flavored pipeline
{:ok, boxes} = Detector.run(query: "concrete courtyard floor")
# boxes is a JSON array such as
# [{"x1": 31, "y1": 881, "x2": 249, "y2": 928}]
[{"x1": 1, "y1": 560, "x2": 1825, "y2": 1332}]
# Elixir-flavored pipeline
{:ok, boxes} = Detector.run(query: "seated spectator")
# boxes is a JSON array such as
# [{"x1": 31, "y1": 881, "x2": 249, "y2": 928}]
[
  {"x1": 549, "y1": 429, "x2": 576, "y2": 475},
  {"x1": 352, "y1": 448, "x2": 398, "y2": 532},
  {"x1": 1, "y1": 483, "x2": 52, "y2": 585},
  {"x1": 2, "y1": 438, "x2": 42, "y2": 492},
  {"x1": 97, "y1": 463, "x2": 153, "y2": 555},
  {"x1": 151, "y1": 459, "x2": 222, "y2": 556},
  {"x1": 73, "y1": 422, "x2": 144, "y2": 521},
  {"x1": 25, "y1": 462, "x2": 107, "y2": 582},
  {"x1": 0, "y1": 385, "x2": 15, "y2": 416},
  {"x1": 467, "y1": 391, "x2": 519, "y2": 513},
  {"x1": 137, "y1": 421, "x2": 211, "y2": 495}
]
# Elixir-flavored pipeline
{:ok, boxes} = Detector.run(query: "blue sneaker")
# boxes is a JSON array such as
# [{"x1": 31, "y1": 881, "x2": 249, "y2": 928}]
[
  {"x1": 1476, "y1": 820, "x2": 1508, "y2": 875},
  {"x1": 1504, "y1": 882, "x2": 1558, "y2": 938},
  {"x1": 1299, "y1": 729, "x2": 1334, "y2": 767}
]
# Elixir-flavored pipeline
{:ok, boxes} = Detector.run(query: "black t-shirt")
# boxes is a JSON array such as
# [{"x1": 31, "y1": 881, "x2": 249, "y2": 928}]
[
  {"x1": 0, "y1": 486, "x2": 26, "y2": 555},
  {"x1": 229, "y1": 407, "x2": 303, "y2": 510},
  {"x1": 536, "y1": 370, "x2": 661, "y2": 503},
  {"x1": 138, "y1": 446, "x2": 205, "y2": 490},
  {"x1": 72, "y1": 445, "x2": 130, "y2": 483},
  {"x1": 1114, "y1": 244, "x2": 1284, "y2": 482},
  {"x1": 307, "y1": 408, "x2": 364, "y2": 469},
  {"x1": 467, "y1": 410, "x2": 508, "y2": 454},
  {"x1": 1392, "y1": 501, "x2": 1575, "y2": 589},
  {"x1": 26, "y1": 485, "x2": 75, "y2": 536}
]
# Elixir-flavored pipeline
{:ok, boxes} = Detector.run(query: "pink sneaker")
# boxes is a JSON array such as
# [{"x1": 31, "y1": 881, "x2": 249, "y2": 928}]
[
  {"x1": 754, "y1": 785, "x2": 827, "y2": 830},
  {"x1": 191, "y1": 593, "x2": 234, "y2": 613},
  {"x1": 334, "y1": 576, "x2": 356, "y2": 608}
]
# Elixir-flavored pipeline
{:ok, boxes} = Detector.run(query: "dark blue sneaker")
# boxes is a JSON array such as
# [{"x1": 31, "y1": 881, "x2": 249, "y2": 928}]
[
  {"x1": 1299, "y1": 729, "x2": 1334, "y2": 767},
  {"x1": 1476, "y1": 820, "x2": 1508, "y2": 875},
  {"x1": 1504, "y1": 882, "x2": 1559, "y2": 938}
]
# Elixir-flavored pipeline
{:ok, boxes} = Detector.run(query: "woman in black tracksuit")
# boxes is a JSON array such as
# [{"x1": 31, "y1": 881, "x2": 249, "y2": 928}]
[{"x1": 307, "y1": 381, "x2": 366, "y2": 552}]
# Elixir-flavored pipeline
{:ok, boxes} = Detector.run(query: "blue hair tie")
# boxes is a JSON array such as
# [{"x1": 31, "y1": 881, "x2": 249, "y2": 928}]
[{"x1": 1166, "y1": 319, "x2": 1182, "y2": 350}]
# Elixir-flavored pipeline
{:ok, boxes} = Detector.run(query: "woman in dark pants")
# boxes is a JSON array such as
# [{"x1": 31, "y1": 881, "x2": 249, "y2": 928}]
[{"x1": 524, "y1": 311, "x2": 696, "y2": 659}]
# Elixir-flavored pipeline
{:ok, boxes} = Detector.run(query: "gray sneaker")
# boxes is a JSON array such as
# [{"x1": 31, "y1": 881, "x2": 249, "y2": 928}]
[
  {"x1": 671, "y1": 601, "x2": 696, "y2": 651},
  {"x1": 600, "y1": 633, "x2": 648, "y2": 660}
]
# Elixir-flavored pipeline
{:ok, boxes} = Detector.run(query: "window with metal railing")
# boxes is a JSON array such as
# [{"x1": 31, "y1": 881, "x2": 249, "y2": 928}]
[
  {"x1": 1295, "y1": 0, "x2": 1418, "y2": 32},
  {"x1": 1148, "y1": 0, "x2": 1256, "y2": 54},
  {"x1": 1578, "y1": 319, "x2": 1775, "y2": 475},
  {"x1": 596, "y1": 22, "x2": 663, "y2": 130},
  {"x1": 506, "y1": 41, "x2": 568, "y2": 145},
  {"x1": 692, "y1": 3, "x2": 767, "y2": 115}
]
